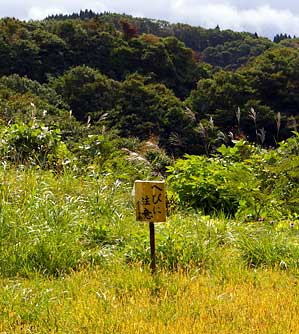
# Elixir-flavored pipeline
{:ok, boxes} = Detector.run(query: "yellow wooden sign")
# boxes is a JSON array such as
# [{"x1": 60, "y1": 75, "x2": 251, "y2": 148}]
[{"x1": 134, "y1": 180, "x2": 166, "y2": 222}]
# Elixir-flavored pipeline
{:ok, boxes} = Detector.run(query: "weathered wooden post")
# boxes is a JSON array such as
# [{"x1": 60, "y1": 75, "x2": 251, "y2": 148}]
[{"x1": 134, "y1": 180, "x2": 166, "y2": 273}]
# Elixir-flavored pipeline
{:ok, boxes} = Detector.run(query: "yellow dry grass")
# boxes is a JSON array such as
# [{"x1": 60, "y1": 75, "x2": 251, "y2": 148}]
[{"x1": 1, "y1": 265, "x2": 299, "y2": 333}]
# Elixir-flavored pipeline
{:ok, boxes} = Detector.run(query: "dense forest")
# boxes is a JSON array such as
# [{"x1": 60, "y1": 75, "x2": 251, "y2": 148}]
[{"x1": 0, "y1": 10, "x2": 298, "y2": 157}]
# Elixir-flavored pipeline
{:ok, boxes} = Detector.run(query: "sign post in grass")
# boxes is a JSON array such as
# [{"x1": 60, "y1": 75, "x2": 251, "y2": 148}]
[{"x1": 134, "y1": 180, "x2": 166, "y2": 273}]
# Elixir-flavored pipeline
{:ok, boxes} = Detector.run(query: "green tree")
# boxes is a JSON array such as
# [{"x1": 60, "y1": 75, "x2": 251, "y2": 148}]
[
  {"x1": 241, "y1": 47, "x2": 299, "y2": 115},
  {"x1": 187, "y1": 70, "x2": 254, "y2": 133},
  {"x1": 240, "y1": 47, "x2": 299, "y2": 140},
  {"x1": 50, "y1": 65, "x2": 119, "y2": 121},
  {"x1": 32, "y1": 29, "x2": 68, "y2": 80},
  {"x1": 11, "y1": 39, "x2": 41, "y2": 80},
  {"x1": 0, "y1": 36, "x2": 13, "y2": 75},
  {"x1": 108, "y1": 74, "x2": 196, "y2": 154}
]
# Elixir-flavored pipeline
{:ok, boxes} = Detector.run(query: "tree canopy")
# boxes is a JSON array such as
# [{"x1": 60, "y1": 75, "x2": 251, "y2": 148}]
[{"x1": 0, "y1": 12, "x2": 298, "y2": 153}]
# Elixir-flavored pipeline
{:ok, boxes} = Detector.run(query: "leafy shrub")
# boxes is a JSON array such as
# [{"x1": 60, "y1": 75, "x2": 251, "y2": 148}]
[
  {"x1": 0, "y1": 122, "x2": 69, "y2": 169},
  {"x1": 167, "y1": 137, "x2": 298, "y2": 218},
  {"x1": 167, "y1": 154, "x2": 240, "y2": 215},
  {"x1": 267, "y1": 132, "x2": 299, "y2": 213},
  {"x1": 76, "y1": 133, "x2": 121, "y2": 168}
]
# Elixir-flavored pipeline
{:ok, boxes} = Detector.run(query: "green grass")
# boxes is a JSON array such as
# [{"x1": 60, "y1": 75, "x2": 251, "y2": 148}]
[
  {"x1": 0, "y1": 167, "x2": 134, "y2": 277},
  {"x1": 1, "y1": 166, "x2": 299, "y2": 276},
  {"x1": 1, "y1": 166, "x2": 299, "y2": 332}
]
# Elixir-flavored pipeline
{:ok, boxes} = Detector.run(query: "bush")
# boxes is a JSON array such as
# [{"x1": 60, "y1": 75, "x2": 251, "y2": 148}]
[
  {"x1": 167, "y1": 137, "x2": 299, "y2": 219},
  {"x1": 167, "y1": 154, "x2": 240, "y2": 215},
  {"x1": 0, "y1": 122, "x2": 69, "y2": 169}
]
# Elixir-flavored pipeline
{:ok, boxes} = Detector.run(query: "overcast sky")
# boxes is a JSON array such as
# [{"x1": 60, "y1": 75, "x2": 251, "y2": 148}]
[{"x1": 2, "y1": 0, "x2": 299, "y2": 39}]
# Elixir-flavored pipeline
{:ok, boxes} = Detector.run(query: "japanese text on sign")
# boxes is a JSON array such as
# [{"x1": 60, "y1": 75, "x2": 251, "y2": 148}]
[{"x1": 134, "y1": 180, "x2": 166, "y2": 222}]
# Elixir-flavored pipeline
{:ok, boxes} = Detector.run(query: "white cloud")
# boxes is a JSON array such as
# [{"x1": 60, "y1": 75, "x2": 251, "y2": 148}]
[
  {"x1": 28, "y1": 7, "x2": 65, "y2": 20},
  {"x1": 167, "y1": 2, "x2": 299, "y2": 37},
  {"x1": 242, "y1": 5, "x2": 299, "y2": 36},
  {"x1": 26, "y1": 1, "x2": 108, "y2": 20}
]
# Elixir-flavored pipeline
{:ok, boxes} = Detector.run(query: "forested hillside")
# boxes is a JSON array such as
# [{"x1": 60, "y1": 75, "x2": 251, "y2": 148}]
[{"x1": 0, "y1": 10, "x2": 298, "y2": 155}]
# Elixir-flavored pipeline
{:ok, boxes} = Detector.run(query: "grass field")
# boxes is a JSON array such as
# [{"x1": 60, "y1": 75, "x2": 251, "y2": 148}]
[
  {"x1": 1, "y1": 166, "x2": 299, "y2": 333},
  {"x1": 2, "y1": 266, "x2": 299, "y2": 333}
]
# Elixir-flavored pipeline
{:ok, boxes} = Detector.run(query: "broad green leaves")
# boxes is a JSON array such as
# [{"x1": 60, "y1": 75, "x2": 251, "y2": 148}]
[
  {"x1": 167, "y1": 135, "x2": 299, "y2": 219},
  {"x1": 0, "y1": 123, "x2": 69, "y2": 169}
]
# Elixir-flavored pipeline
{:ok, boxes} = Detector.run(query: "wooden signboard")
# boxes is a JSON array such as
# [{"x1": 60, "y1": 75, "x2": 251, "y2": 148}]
[{"x1": 134, "y1": 180, "x2": 166, "y2": 223}]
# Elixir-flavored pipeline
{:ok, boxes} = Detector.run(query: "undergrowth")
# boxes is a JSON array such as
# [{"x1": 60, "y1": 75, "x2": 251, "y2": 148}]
[{"x1": 0, "y1": 165, "x2": 298, "y2": 278}]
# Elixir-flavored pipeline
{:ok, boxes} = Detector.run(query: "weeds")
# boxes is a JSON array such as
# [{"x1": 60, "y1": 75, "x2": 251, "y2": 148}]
[
  {"x1": 1, "y1": 165, "x2": 299, "y2": 277},
  {"x1": 0, "y1": 145, "x2": 299, "y2": 332}
]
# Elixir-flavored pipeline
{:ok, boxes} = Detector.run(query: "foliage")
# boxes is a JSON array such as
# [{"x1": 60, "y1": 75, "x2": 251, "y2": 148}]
[
  {"x1": 167, "y1": 154, "x2": 239, "y2": 215},
  {"x1": 108, "y1": 74, "x2": 196, "y2": 154},
  {"x1": 240, "y1": 47, "x2": 299, "y2": 140},
  {"x1": 0, "y1": 14, "x2": 298, "y2": 148},
  {"x1": 0, "y1": 122, "x2": 69, "y2": 169},
  {"x1": 0, "y1": 74, "x2": 68, "y2": 110},
  {"x1": 167, "y1": 137, "x2": 299, "y2": 218},
  {"x1": 61, "y1": 12, "x2": 274, "y2": 70},
  {"x1": 266, "y1": 132, "x2": 299, "y2": 213},
  {"x1": 50, "y1": 65, "x2": 119, "y2": 121},
  {"x1": 202, "y1": 35, "x2": 272, "y2": 69},
  {"x1": 186, "y1": 70, "x2": 254, "y2": 134}
]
